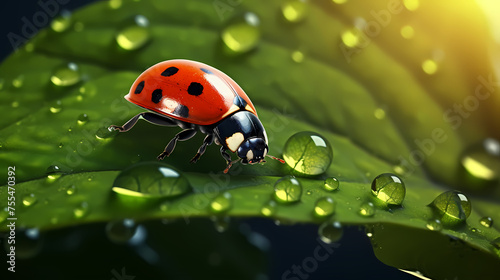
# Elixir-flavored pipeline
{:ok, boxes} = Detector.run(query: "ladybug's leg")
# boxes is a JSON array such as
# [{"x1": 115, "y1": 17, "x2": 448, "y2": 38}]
[
  {"x1": 190, "y1": 134, "x2": 214, "y2": 163},
  {"x1": 220, "y1": 147, "x2": 240, "y2": 174},
  {"x1": 157, "y1": 129, "x2": 197, "y2": 160},
  {"x1": 110, "y1": 112, "x2": 176, "y2": 132}
]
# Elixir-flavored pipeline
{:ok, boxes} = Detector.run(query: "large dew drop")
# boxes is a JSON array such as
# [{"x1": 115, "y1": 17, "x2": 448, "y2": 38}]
[
  {"x1": 479, "y1": 216, "x2": 493, "y2": 228},
  {"x1": 221, "y1": 12, "x2": 260, "y2": 54},
  {"x1": 314, "y1": 197, "x2": 336, "y2": 217},
  {"x1": 50, "y1": 62, "x2": 80, "y2": 87},
  {"x1": 318, "y1": 221, "x2": 343, "y2": 243},
  {"x1": 116, "y1": 15, "x2": 151, "y2": 51},
  {"x1": 371, "y1": 173, "x2": 406, "y2": 205},
  {"x1": 429, "y1": 190, "x2": 471, "y2": 226},
  {"x1": 283, "y1": 131, "x2": 333, "y2": 176},
  {"x1": 273, "y1": 175, "x2": 302, "y2": 203},
  {"x1": 323, "y1": 177, "x2": 339, "y2": 191},
  {"x1": 359, "y1": 201, "x2": 375, "y2": 217},
  {"x1": 112, "y1": 162, "x2": 191, "y2": 198},
  {"x1": 460, "y1": 138, "x2": 500, "y2": 190},
  {"x1": 210, "y1": 192, "x2": 233, "y2": 213},
  {"x1": 261, "y1": 200, "x2": 277, "y2": 217}
]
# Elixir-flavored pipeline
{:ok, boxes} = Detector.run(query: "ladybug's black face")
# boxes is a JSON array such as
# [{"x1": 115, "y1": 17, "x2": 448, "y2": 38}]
[{"x1": 237, "y1": 137, "x2": 268, "y2": 164}]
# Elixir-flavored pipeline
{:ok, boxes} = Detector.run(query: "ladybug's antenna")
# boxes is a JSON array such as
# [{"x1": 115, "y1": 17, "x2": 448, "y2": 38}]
[
  {"x1": 267, "y1": 154, "x2": 285, "y2": 164},
  {"x1": 223, "y1": 159, "x2": 241, "y2": 174}
]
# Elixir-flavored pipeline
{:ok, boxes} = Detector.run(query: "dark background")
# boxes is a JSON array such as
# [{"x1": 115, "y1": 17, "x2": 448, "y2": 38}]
[{"x1": 0, "y1": 1, "x2": 416, "y2": 279}]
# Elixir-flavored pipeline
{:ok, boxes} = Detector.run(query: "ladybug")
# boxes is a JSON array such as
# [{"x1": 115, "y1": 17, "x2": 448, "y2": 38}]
[{"x1": 110, "y1": 59, "x2": 284, "y2": 173}]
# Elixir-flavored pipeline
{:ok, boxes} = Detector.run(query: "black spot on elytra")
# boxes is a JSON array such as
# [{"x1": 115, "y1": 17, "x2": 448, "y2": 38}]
[
  {"x1": 151, "y1": 89, "x2": 163, "y2": 103},
  {"x1": 187, "y1": 82, "x2": 203, "y2": 96},
  {"x1": 161, "y1": 67, "x2": 179, "y2": 77},
  {"x1": 134, "y1": 81, "x2": 145, "y2": 94},
  {"x1": 173, "y1": 104, "x2": 189, "y2": 118},
  {"x1": 200, "y1": 68, "x2": 213, "y2": 74}
]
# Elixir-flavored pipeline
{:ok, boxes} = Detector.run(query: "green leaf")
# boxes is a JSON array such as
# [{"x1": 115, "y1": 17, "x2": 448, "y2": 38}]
[{"x1": 1, "y1": 0, "x2": 500, "y2": 278}]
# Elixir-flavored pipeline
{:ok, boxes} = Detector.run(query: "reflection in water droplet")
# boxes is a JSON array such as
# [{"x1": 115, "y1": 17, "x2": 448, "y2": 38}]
[
  {"x1": 273, "y1": 175, "x2": 302, "y2": 203},
  {"x1": 479, "y1": 216, "x2": 493, "y2": 228},
  {"x1": 359, "y1": 202, "x2": 375, "y2": 217},
  {"x1": 374, "y1": 108, "x2": 386, "y2": 120},
  {"x1": 318, "y1": 221, "x2": 343, "y2": 243},
  {"x1": 400, "y1": 25, "x2": 414, "y2": 39},
  {"x1": 74, "y1": 201, "x2": 89, "y2": 219},
  {"x1": 96, "y1": 126, "x2": 118, "y2": 140},
  {"x1": 106, "y1": 219, "x2": 138, "y2": 244},
  {"x1": 23, "y1": 193, "x2": 37, "y2": 207},
  {"x1": 426, "y1": 219, "x2": 442, "y2": 231},
  {"x1": 46, "y1": 165, "x2": 64, "y2": 181},
  {"x1": 429, "y1": 190, "x2": 471, "y2": 225},
  {"x1": 51, "y1": 10, "x2": 72, "y2": 32},
  {"x1": 403, "y1": 0, "x2": 420, "y2": 11},
  {"x1": 460, "y1": 138, "x2": 500, "y2": 188},
  {"x1": 323, "y1": 177, "x2": 339, "y2": 191},
  {"x1": 283, "y1": 131, "x2": 333, "y2": 176},
  {"x1": 281, "y1": 0, "x2": 308, "y2": 23},
  {"x1": 371, "y1": 173, "x2": 406, "y2": 205},
  {"x1": 116, "y1": 15, "x2": 151, "y2": 51},
  {"x1": 51, "y1": 62, "x2": 80, "y2": 86},
  {"x1": 77, "y1": 113, "x2": 89, "y2": 125},
  {"x1": 210, "y1": 192, "x2": 233, "y2": 213},
  {"x1": 261, "y1": 200, "x2": 277, "y2": 217},
  {"x1": 314, "y1": 197, "x2": 336, "y2": 217},
  {"x1": 112, "y1": 162, "x2": 191, "y2": 198},
  {"x1": 421, "y1": 59, "x2": 438, "y2": 75},
  {"x1": 221, "y1": 12, "x2": 260, "y2": 54},
  {"x1": 49, "y1": 100, "x2": 63, "y2": 113},
  {"x1": 291, "y1": 50, "x2": 304, "y2": 63}
]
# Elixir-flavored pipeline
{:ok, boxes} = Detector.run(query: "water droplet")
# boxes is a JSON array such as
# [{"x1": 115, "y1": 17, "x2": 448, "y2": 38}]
[
  {"x1": 341, "y1": 27, "x2": 364, "y2": 48},
  {"x1": 77, "y1": 113, "x2": 89, "y2": 125},
  {"x1": 68, "y1": 126, "x2": 73, "y2": 132},
  {"x1": 400, "y1": 25, "x2": 414, "y2": 39},
  {"x1": 51, "y1": 62, "x2": 80, "y2": 87},
  {"x1": 426, "y1": 219, "x2": 442, "y2": 231},
  {"x1": 491, "y1": 237, "x2": 500, "y2": 249},
  {"x1": 22, "y1": 193, "x2": 37, "y2": 207},
  {"x1": 332, "y1": 0, "x2": 347, "y2": 4},
  {"x1": 221, "y1": 12, "x2": 260, "y2": 54},
  {"x1": 314, "y1": 197, "x2": 336, "y2": 217},
  {"x1": 58, "y1": 143, "x2": 64, "y2": 149},
  {"x1": 403, "y1": 0, "x2": 420, "y2": 11},
  {"x1": 359, "y1": 201, "x2": 375, "y2": 217},
  {"x1": 261, "y1": 200, "x2": 277, "y2": 217},
  {"x1": 46, "y1": 165, "x2": 64, "y2": 181},
  {"x1": 429, "y1": 190, "x2": 471, "y2": 225},
  {"x1": 49, "y1": 100, "x2": 63, "y2": 113},
  {"x1": 479, "y1": 216, "x2": 493, "y2": 228},
  {"x1": 374, "y1": 108, "x2": 386, "y2": 120},
  {"x1": 318, "y1": 221, "x2": 343, "y2": 243},
  {"x1": 73, "y1": 201, "x2": 89, "y2": 219},
  {"x1": 17, "y1": 228, "x2": 43, "y2": 259},
  {"x1": 116, "y1": 15, "x2": 151, "y2": 51},
  {"x1": 306, "y1": 189, "x2": 313, "y2": 195},
  {"x1": 66, "y1": 185, "x2": 76, "y2": 196},
  {"x1": 283, "y1": 131, "x2": 333, "y2": 176},
  {"x1": 106, "y1": 219, "x2": 138, "y2": 244},
  {"x1": 112, "y1": 162, "x2": 191, "y2": 198},
  {"x1": 51, "y1": 10, "x2": 72, "y2": 32},
  {"x1": 273, "y1": 175, "x2": 302, "y2": 203},
  {"x1": 371, "y1": 173, "x2": 406, "y2": 205},
  {"x1": 421, "y1": 59, "x2": 438, "y2": 75},
  {"x1": 12, "y1": 75, "x2": 24, "y2": 88},
  {"x1": 281, "y1": 0, "x2": 308, "y2": 23},
  {"x1": 96, "y1": 126, "x2": 118, "y2": 140},
  {"x1": 460, "y1": 138, "x2": 500, "y2": 188},
  {"x1": 291, "y1": 50, "x2": 304, "y2": 63},
  {"x1": 323, "y1": 177, "x2": 339, "y2": 191},
  {"x1": 210, "y1": 192, "x2": 233, "y2": 213}
]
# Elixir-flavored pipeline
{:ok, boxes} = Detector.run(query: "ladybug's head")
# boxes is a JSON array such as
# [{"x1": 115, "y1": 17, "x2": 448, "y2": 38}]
[{"x1": 237, "y1": 137, "x2": 268, "y2": 164}]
